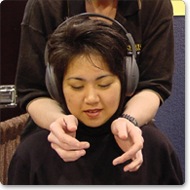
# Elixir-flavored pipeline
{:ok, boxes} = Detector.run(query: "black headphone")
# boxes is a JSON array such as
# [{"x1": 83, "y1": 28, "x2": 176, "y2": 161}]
[{"x1": 45, "y1": 13, "x2": 139, "y2": 103}]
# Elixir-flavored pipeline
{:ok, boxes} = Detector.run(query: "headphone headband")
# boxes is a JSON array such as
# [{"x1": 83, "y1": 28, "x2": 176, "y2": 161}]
[{"x1": 56, "y1": 13, "x2": 136, "y2": 58}]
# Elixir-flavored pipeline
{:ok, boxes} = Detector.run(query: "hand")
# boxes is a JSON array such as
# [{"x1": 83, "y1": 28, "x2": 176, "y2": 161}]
[
  {"x1": 111, "y1": 118, "x2": 144, "y2": 172},
  {"x1": 47, "y1": 115, "x2": 90, "y2": 162}
]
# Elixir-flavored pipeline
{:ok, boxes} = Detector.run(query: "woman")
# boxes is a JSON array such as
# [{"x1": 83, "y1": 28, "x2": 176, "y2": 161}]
[
  {"x1": 8, "y1": 18, "x2": 183, "y2": 185},
  {"x1": 16, "y1": 0, "x2": 174, "y2": 172}
]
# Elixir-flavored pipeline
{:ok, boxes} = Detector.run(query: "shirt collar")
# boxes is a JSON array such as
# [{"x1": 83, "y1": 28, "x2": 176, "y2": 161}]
[{"x1": 67, "y1": 0, "x2": 140, "y2": 17}]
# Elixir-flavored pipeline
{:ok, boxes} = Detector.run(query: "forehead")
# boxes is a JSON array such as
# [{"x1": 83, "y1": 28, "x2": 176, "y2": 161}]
[{"x1": 66, "y1": 53, "x2": 110, "y2": 74}]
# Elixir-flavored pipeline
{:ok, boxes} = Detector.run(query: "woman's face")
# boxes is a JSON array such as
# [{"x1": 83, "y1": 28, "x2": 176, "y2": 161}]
[{"x1": 63, "y1": 54, "x2": 121, "y2": 127}]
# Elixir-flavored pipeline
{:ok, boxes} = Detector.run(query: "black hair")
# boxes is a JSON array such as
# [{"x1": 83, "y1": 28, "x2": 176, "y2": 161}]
[{"x1": 47, "y1": 17, "x2": 128, "y2": 117}]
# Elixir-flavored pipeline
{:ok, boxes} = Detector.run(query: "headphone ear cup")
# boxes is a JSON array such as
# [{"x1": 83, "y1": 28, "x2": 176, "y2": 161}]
[
  {"x1": 45, "y1": 64, "x2": 62, "y2": 102},
  {"x1": 125, "y1": 56, "x2": 139, "y2": 96}
]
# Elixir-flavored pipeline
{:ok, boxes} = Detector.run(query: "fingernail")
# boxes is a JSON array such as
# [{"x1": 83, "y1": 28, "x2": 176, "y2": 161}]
[
  {"x1": 79, "y1": 150, "x2": 86, "y2": 157},
  {"x1": 113, "y1": 159, "x2": 119, "y2": 166},
  {"x1": 84, "y1": 143, "x2": 90, "y2": 149},
  {"x1": 124, "y1": 167, "x2": 129, "y2": 172}
]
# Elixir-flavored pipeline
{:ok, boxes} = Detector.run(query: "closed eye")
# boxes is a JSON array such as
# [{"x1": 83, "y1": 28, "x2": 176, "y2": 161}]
[
  {"x1": 71, "y1": 86, "x2": 84, "y2": 90},
  {"x1": 98, "y1": 83, "x2": 111, "y2": 88}
]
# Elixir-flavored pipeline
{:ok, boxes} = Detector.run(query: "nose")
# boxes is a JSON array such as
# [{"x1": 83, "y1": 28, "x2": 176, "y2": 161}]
[{"x1": 84, "y1": 86, "x2": 100, "y2": 105}]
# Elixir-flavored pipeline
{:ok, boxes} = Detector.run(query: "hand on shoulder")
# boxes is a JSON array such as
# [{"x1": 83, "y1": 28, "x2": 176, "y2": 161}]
[{"x1": 111, "y1": 117, "x2": 144, "y2": 172}]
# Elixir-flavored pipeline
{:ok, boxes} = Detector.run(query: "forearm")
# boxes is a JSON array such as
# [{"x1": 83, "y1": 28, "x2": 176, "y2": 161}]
[
  {"x1": 27, "y1": 97, "x2": 65, "y2": 130},
  {"x1": 123, "y1": 89, "x2": 160, "y2": 127}
]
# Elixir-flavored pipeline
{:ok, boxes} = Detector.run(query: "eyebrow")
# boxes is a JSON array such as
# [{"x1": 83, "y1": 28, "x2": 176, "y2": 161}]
[{"x1": 67, "y1": 75, "x2": 113, "y2": 81}]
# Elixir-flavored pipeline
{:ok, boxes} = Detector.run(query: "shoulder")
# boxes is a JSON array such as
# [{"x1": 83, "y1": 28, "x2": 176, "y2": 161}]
[
  {"x1": 20, "y1": 127, "x2": 50, "y2": 147},
  {"x1": 141, "y1": 122, "x2": 173, "y2": 148},
  {"x1": 22, "y1": 0, "x2": 68, "y2": 33},
  {"x1": 24, "y1": 0, "x2": 66, "y2": 15},
  {"x1": 140, "y1": 0, "x2": 173, "y2": 23},
  {"x1": 141, "y1": 0, "x2": 173, "y2": 14},
  {"x1": 141, "y1": 122, "x2": 178, "y2": 162},
  {"x1": 15, "y1": 128, "x2": 52, "y2": 162},
  {"x1": 8, "y1": 128, "x2": 54, "y2": 184},
  {"x1": 141, "y1": 122, "x2": 183, "y2": 183}
]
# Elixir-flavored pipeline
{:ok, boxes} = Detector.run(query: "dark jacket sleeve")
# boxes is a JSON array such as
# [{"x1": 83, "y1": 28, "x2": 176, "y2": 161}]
[
  {"x1": 15, "y1": 0, "x2": 67, "y2": 110},
  {"x1": 137, "y1": 0, "x2": 174, "y2": 103}
]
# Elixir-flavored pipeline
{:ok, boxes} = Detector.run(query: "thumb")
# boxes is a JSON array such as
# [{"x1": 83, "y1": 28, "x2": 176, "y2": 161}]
[{"x1": 111, "y1": 118, "x2": 128, "y2": 140}]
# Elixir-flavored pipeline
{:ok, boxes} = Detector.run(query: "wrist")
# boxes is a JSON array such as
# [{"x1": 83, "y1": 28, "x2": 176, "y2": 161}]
[{"x1": 121, "y1": 114, "x2": 138, "y2": 127}]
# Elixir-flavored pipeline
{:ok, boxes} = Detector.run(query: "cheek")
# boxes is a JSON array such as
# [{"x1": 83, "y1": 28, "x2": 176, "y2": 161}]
[
  {"x1": 105, "y1": 85, "x2": 121, "y2": 108},
  {"x1": 63, "y1": 88, "x2": 75, "y2": 110}
]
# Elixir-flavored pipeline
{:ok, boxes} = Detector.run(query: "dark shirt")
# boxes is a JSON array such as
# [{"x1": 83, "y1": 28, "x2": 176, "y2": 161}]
[
  {"x1": 8, "y1": 121, "x2": 183, "y2": 185},
  {"x1": 16, "y1": 0, "x2": 174, "y2": 138}
]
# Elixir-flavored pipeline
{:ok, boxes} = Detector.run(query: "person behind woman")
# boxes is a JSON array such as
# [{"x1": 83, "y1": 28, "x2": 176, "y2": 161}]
[{"x1": 8, "y1": 18, "x2": 183, "y2": 185}]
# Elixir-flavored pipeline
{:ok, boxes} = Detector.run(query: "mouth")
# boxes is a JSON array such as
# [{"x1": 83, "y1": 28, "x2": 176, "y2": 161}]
[{"x1": 84, "y1": 109, "x2": 102, "y2": 118}]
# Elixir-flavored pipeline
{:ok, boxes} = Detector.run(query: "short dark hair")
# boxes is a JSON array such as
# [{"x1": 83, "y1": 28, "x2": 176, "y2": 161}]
[{"x1": 47, "y1": 17, "x2": 127, "y2": 116}]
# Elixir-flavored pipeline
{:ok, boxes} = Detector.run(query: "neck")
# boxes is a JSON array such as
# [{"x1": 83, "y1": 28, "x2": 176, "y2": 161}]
[
  {"x1": 90, "y1": 0, "x2": 116, "y2": 7},
  {"x1": 85, "y1": 0, "x2": 118, "y2": 20}
]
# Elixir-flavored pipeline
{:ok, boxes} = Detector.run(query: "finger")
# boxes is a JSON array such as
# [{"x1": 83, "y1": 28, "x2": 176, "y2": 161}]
[
  {"x1": 48, "y1": 132, "x2": 90, "y2": 150},
  {"x1": 49, "y1": 116, "x2": 90, "y2": 150},
  {"x1": 63, "y1": 115, "x2": 78, "y2": 132},
  {"x1": 113, "y1": 150, "x2": 143, "y2": 172},
  {"x1": 112, "y1": 142, "x2": 143, "y2": 166},
  {"x1": 117, "y1": 126, "x2": 128, "y2": 139},
  {"x1": 51, "y1": 143, "x2": 87, "y2": 162},
  {"x1": 49, "y1": 118, "x2": 80, "y2": 146},
  {"x1": 123, "y1": 151, "x2": 143, "y2": 172},
  {"x1": 124, "y1": 124, "x2": 144, "y2": 151},
  {"x1": 128, "y1": 126, "x2": 143, "y2": 144},
  {"x1": 49, "y1": 124, "x2": 79, "y2": 147},
  {"x1": 111, "y1": 118, "x2": 128, "y2": 139}
]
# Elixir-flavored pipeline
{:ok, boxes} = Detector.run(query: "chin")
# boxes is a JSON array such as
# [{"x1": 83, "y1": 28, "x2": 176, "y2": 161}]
[{"x1": 82, "y1": 118, "x2": 109, "y2": 128}]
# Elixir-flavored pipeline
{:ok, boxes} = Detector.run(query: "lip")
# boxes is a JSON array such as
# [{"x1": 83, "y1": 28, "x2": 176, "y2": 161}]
[{"x1": 84, "y1": 109, "x2": 102, "y2": 118}]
